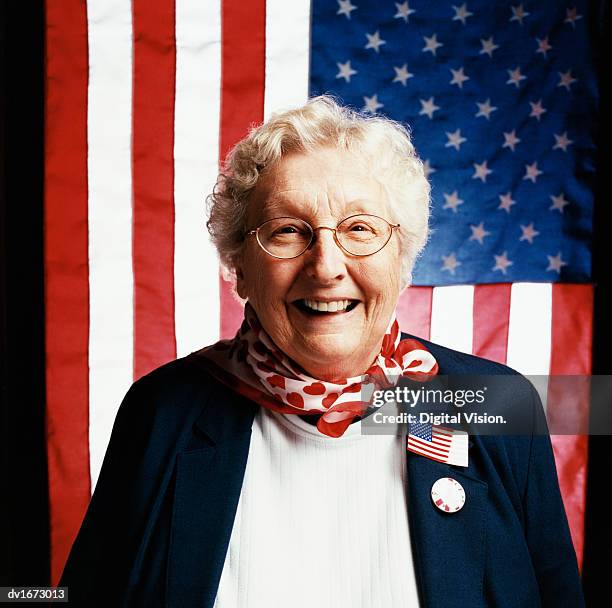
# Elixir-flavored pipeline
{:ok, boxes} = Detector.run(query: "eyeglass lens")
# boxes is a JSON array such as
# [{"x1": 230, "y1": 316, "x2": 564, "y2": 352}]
[{"x1": 256, "y1": 215, "x2": 393, "y2": 258}]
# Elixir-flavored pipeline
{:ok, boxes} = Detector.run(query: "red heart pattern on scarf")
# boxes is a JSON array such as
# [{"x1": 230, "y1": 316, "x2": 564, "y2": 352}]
[
  {"x1": 267, "y1": 374, "x2": 286, "y2": 389},
  {"x1": 322, "y1": 392, "x2": 339, "y2": 407},
  {"x1": 303, "y1": 382, "x2": 326, "y2": 395},
  {"x1": 287, "y1": 392, "x2": 305, "y2": 408}
]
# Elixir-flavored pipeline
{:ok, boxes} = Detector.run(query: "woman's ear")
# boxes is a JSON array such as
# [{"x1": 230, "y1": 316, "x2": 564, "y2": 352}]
[{"x1": 235, "y1": 265, "x2": 248, "y2": 300}]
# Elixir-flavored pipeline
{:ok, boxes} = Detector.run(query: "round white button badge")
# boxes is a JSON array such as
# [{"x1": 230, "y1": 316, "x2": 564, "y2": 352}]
[{"x1": 431, "y1": 477, "x2": 466, "y2": 513}]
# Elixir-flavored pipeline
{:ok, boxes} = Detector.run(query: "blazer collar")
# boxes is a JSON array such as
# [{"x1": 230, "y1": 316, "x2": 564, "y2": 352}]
[
  {"x1": 185, "y1": 355, "x2": 259, "y2": 446},
  {"x1": 167, "y1": 377, "x2": 257, "y2": 608},
  {"x1": 193, "y1": 389, "x2": 257, "y2": 446}
]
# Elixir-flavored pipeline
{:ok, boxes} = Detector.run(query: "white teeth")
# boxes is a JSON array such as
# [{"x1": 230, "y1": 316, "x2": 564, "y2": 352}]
[{"x1": 302, "y1": 299, "x2": 353, "y2": 312}]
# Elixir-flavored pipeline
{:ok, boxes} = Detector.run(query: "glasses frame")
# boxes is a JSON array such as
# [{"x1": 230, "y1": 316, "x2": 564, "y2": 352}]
[{"x1": 244, "y1": 213, "x2": 401, "y2": 260}]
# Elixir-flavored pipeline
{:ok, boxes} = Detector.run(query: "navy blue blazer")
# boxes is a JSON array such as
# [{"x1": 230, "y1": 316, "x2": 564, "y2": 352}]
[{"x1": 60, "y1": 337, "x2": 585, "y2": 607}]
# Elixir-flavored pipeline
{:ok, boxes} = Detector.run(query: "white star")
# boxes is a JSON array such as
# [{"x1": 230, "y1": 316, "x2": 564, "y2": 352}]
[
  {"x1": 336, "y1": 60, "x2": 357, "y2": 83},
  {"x1": 558, "y1": 70, "x2": 578, "y2": 91},
  {"x1": 547, "y1": 252, "x2": 568, "y2": 274},
  {"x1": 553, "y1": 132, "x2": 574, "y2": 152},
  {"x1": 393, "y1": 64, "x2": 414, "y2": 86},
  {"x1": 523, "y1": 162, "x2": 543, "y2": 183},
  {"x1": 510, "y1": 4, "x2": 529, "y2": 25},
  {"x1": 445, "y1": 129, "x2": 467, "y2": 151},
  {"x1": 443, "y1": 190, "x2": 464, "y2": 212},
  {"x1": 503, "y1": 130, "x2": 521, "y2": 152},
  {"x1": 475, "y1": 99, "x2": 497, "y2": 120},
  {"x1": 441, "y1": 252, "x2": 461, "y2": 274},
  {"x1": 423, "y1": 34, "x2": 443, "y2": 56},
  {"x1": 394, "y1": 1, "x2": 415, "y2": 23},
  {"x1": 452, "y1": 3, "x2": 473, "y2": 25},
  {"x1": 337, "y1": 0, "x2": 357, "y2": 19},
  {"x1": 419, "y1": 97, "x2": 440, "y2": 119},
  {"x1": 536, "y1": 37, "x2": 552, "y2": 57},
  {"x1": 479, "y1": 36, "x2": 499, "y2": 58},
  {"x1": 473, "y1": 160, "x2": 493, "y2": 183},
  {"x1": 365, "y1": 30, "x2": 386, "y2": 53},
  {"x1": 363, "y1": 94, "x2": 383, "y2": 114},
  {"x1": 506, "y1": 67, "x2": 526, "y2": 87},
  {"x1": 550, "y1": 192, "x2": 570, "y2": 213},
  {"x1": 564, "y1": 7, "x2": 583, "y2": 28},
  {"x1": 498, "y1": 192, "x2": 516, "y2": 213},
  {"x1": 450, "y1": 67, "x2": 469, "y2": 88},
  {"x1": 422, "y1": 159, "x2": 435, "y2": 178},
  {"x1": 469, "y1": 222, "x2": 491, "y2": 245},
  {"x1": 529, "y1": 99, "x2": 547, "y2": 121},
  {"x1": 493, "y1": 252, "x2": 513, "y2": 275},
  {"x1": 519, "y1": 223, "x2": 540, "y2": 244}
]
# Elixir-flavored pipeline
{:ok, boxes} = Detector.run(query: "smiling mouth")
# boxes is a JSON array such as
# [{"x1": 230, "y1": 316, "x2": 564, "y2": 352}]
[{"x1": 292, "y1": 299, "x2": 360, "y2": 315}]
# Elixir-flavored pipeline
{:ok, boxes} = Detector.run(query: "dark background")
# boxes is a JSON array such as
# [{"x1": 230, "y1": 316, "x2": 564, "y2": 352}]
[{"x1": 1, "y1": 1, "x2": 610, "y2": 602}]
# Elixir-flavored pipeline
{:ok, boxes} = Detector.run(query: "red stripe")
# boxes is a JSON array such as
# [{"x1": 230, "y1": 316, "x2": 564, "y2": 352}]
[
  {"x1": 407, "y1": 446, "x2": 447, "y2": 464},
  {"x1": 44, "y1": 0, "x2": 91, "y2": 584},
  {"x1": 397, "y1": 286, "x2": 433, "y2": 340},
  {"x1": 431, "y1": 436, "x2": 452, "y2": 445},
  {"x1": 472, "y1": 284, "x2": 511, "y2": 364},
  {"x1": 132, "y1": 0, "x2": 177, "y2": 379},
  {"x1": 548, "y1": 284, "x2": 594, "y2": 569},
  {"x1": 218, "y1": 0, "x2": 266, "y2": 338},
  {"x1": 550, "y1": 284, "x2": 593, "y2": 375}
]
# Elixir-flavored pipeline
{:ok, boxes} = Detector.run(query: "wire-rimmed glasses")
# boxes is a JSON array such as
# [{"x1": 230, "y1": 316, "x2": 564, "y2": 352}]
[{"x1": 245, "y1": 214, "x2": 400, "y2": 259}]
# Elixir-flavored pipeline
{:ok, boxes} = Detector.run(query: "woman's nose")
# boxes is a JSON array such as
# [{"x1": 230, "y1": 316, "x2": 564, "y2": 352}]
[{"x1": 303, "y1": 227, "x2": 347, "y2": 283}]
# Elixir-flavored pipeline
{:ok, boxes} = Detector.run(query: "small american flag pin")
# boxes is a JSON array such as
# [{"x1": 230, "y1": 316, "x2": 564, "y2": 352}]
[{"x1": 407, "y1": 422, "x2": 469, "y2": 467}]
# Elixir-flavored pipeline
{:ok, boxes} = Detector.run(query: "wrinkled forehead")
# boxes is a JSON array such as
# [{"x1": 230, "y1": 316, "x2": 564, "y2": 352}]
[{"x1": 246, "y1": 148, "x2": 390, "y2": 225}]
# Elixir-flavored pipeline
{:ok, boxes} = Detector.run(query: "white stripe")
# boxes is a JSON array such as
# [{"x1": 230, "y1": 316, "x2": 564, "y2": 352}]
[
  {"x1": 507, "y1": 283, "x2": 552, "y2": 411},
  {"x1": 264, "y1": 0, "x2": 311, "y2": 119},
  {"x1": 430, "y1": 285, "x2": 474, "y2": 355},
  {"x1": 507, "y1": 283, "x2": 552, "y2": 374},
  {"x1": 174, "y1": 0, "x2": 222, "y2": 356},
  {"x1": 87, "y1": 0, "x2": 134, "y2": 490}
]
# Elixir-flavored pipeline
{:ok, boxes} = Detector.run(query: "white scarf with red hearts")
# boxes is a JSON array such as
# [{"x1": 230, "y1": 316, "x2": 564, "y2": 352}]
[{"x1": 193, "y1": 303, "x2": 439, "y2": 438}]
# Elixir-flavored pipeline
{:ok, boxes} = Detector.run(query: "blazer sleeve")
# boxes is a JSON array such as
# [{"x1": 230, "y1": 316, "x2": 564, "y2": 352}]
[
  {"x1": 522, "y1": 385, "x2": 585, "y2": 608},
  {"x1": 59, "y1": 377, "x2": 166, "y2": 607}
]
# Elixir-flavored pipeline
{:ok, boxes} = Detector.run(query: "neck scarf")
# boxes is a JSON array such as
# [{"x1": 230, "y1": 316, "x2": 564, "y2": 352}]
[{"x1": 193, "y1": 303, "x2": 438, "y2": 438}]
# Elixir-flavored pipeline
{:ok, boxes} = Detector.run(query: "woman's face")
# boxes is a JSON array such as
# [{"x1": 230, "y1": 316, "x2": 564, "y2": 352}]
[{"x1": 235, "y1": 147, "x2": 403, "y2": 381}]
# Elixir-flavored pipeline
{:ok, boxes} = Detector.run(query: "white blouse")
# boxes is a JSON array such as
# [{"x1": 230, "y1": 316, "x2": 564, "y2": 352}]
[{"x1": 213, "y1": 407, "x2": 421, "y2": 608}]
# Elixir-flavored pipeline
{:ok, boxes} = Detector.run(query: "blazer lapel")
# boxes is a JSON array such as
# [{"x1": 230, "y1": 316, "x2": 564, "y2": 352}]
[
  {"x1": 407, "y1": 452, "x2": 488, "y2": 608},
  {"x1": 166, "y1": 388, "x2": 257, "y2": 608}
]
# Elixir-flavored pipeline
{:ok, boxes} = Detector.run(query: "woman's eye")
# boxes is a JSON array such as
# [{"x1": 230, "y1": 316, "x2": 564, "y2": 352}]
[
  {"x1": 349, "y1": 223, "x2": 373, "y2": 232},
  {"x1": 277, "y1": 226, "x2": 298, "y2": 234},
  {"x1": 270, "y1": 224, "x2": 306, "y2": 238}
]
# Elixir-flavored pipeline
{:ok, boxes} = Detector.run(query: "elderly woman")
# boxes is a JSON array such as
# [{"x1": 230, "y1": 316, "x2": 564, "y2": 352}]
[{"x1": 60, "y1": 97, "x2": 584, "y2": 607}]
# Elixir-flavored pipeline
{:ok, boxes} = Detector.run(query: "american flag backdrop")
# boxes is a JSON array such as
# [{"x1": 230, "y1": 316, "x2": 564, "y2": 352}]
[{"x1": 44, "y1": 0, "x2": 596, "y2": 584}]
